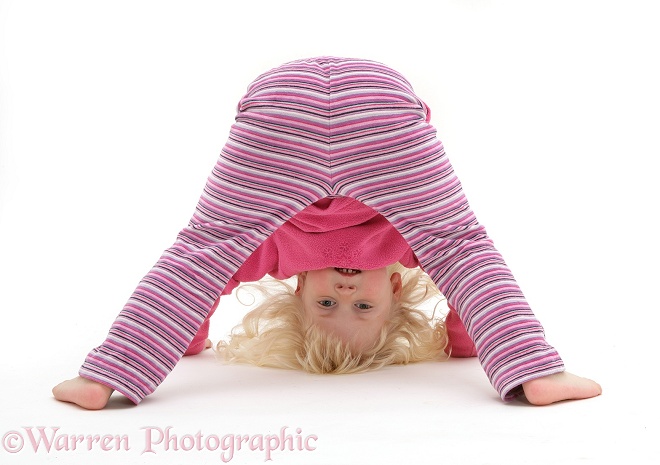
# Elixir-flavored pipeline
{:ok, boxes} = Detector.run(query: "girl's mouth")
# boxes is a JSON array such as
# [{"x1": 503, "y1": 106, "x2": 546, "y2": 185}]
[{"x1": 334, "y1": 268, "x2": 361, "y2": 275}]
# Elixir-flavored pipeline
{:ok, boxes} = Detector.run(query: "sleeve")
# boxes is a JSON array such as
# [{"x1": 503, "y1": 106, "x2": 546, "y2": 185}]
[
  {"x1": 353, "y1": 121, "x2": 565, "y2": 400},
  {"x1": 183, "y1": 270, "x2": 252, "y2": 356},
  {"x1": 183, "y1": 298, "x2": 219, "y2": 356},
  {"x1": 444, "y1": 304, "x2": 477, "y2": 358}
]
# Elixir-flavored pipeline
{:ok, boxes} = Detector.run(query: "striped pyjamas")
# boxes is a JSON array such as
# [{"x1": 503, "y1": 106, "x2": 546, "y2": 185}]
[{"x1": 79, "y1": 56, "x2": 564, "y2": 404}]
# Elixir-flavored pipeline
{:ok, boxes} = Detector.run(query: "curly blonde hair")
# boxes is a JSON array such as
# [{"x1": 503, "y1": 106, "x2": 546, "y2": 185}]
[{"x1": 215, "y1": 264, "x2": 449, "y2": 374}]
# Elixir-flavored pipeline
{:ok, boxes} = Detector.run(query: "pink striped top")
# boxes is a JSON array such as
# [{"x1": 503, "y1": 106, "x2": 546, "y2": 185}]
[{"x1": 185, "y1": 196, "x2": 477, "y2": 357}]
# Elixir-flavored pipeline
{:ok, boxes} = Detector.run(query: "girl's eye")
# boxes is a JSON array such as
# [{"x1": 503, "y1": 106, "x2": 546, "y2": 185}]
[
  {"x1": 318, "y1": 299, "x2": 335, "y2": 308},
  {"x1": 355, "y1": 303, "x2": 372, "y2": 311}
]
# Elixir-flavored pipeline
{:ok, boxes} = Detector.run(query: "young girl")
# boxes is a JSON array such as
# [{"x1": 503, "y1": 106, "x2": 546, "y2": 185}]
[
  {"x1": 218, "y1": 262, "x2": 453, "y2": 375},
  {"x1": 53, "y1": 56, "x2": 601, "y2": 409}
]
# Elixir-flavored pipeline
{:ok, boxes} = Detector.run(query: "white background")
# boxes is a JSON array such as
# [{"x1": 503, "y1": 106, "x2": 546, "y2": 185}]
[{"x1": 1, "y1": 1, "x2": 658, "y2": 464}]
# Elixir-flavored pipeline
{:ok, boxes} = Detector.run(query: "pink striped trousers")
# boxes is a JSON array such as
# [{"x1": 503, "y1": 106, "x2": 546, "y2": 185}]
[{"x1": 80, "y1": 57, "x2": 564, "y2": 403}]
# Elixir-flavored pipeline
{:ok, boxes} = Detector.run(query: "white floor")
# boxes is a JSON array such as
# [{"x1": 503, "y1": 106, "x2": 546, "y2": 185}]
[
  {"x1": 1, "y1": 327, "x2": 655, "y2": 464},
  {"x1": 1, "y1": 1, "x2": 658, "y2": 464}
]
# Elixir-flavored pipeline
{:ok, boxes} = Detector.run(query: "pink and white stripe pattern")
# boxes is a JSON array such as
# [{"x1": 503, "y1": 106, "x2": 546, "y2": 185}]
[{"x1": 80, "y1": 57, "x2": 563, "y2": 403}]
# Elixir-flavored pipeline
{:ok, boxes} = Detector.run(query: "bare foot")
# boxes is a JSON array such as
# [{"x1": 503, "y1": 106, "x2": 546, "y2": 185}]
[
  {"x1": 52, "y1": 376, "x2": 114, "y2": 410},
  {"x1": 522, "y1": 371, "x2": 602, "y2": 406}
]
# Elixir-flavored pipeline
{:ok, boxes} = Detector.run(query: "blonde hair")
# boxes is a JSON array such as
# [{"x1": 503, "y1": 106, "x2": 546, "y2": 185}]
[{"x1": 216, "y1": 264, "x2": 449, "y2": 374}]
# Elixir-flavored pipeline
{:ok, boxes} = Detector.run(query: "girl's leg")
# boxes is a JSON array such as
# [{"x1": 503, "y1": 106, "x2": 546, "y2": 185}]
[
  {"x1": 330, "y1": 106, "x2": 567, "y2": 401},
  {"x1": 347, "y1": 139, "x2": 568, "y2": 400},
  {"x1": 342, "y1": 135, "x2": 601, "y2": 402},
  {"x1": 75, "y1": 114, "x2": 332, "y2": 405}
]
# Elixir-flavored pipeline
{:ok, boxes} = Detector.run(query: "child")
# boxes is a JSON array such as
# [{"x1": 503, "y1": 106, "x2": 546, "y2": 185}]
[
  {"x1": 53, "y1": 56, "x2": 601, "y2": 409},
  {"x1": 216, "y1": 262, "x2": 453, "y2": 374}
]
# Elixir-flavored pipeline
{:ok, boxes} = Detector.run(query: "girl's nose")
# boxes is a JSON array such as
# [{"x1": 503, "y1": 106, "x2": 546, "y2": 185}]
[{"x1": 335, "y1": 283, "x2": 356, "y2": 294}]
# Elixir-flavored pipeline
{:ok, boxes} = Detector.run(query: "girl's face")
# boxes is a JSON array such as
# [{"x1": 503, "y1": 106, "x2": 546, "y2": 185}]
[{"x1": 296, "y1": 267, "x2": 402, "y2": 352}]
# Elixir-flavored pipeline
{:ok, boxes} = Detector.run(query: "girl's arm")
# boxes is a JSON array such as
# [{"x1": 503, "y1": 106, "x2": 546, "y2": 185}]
[{"x1": 444, "y1": 304, "x2": 477, "y2": 358}]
